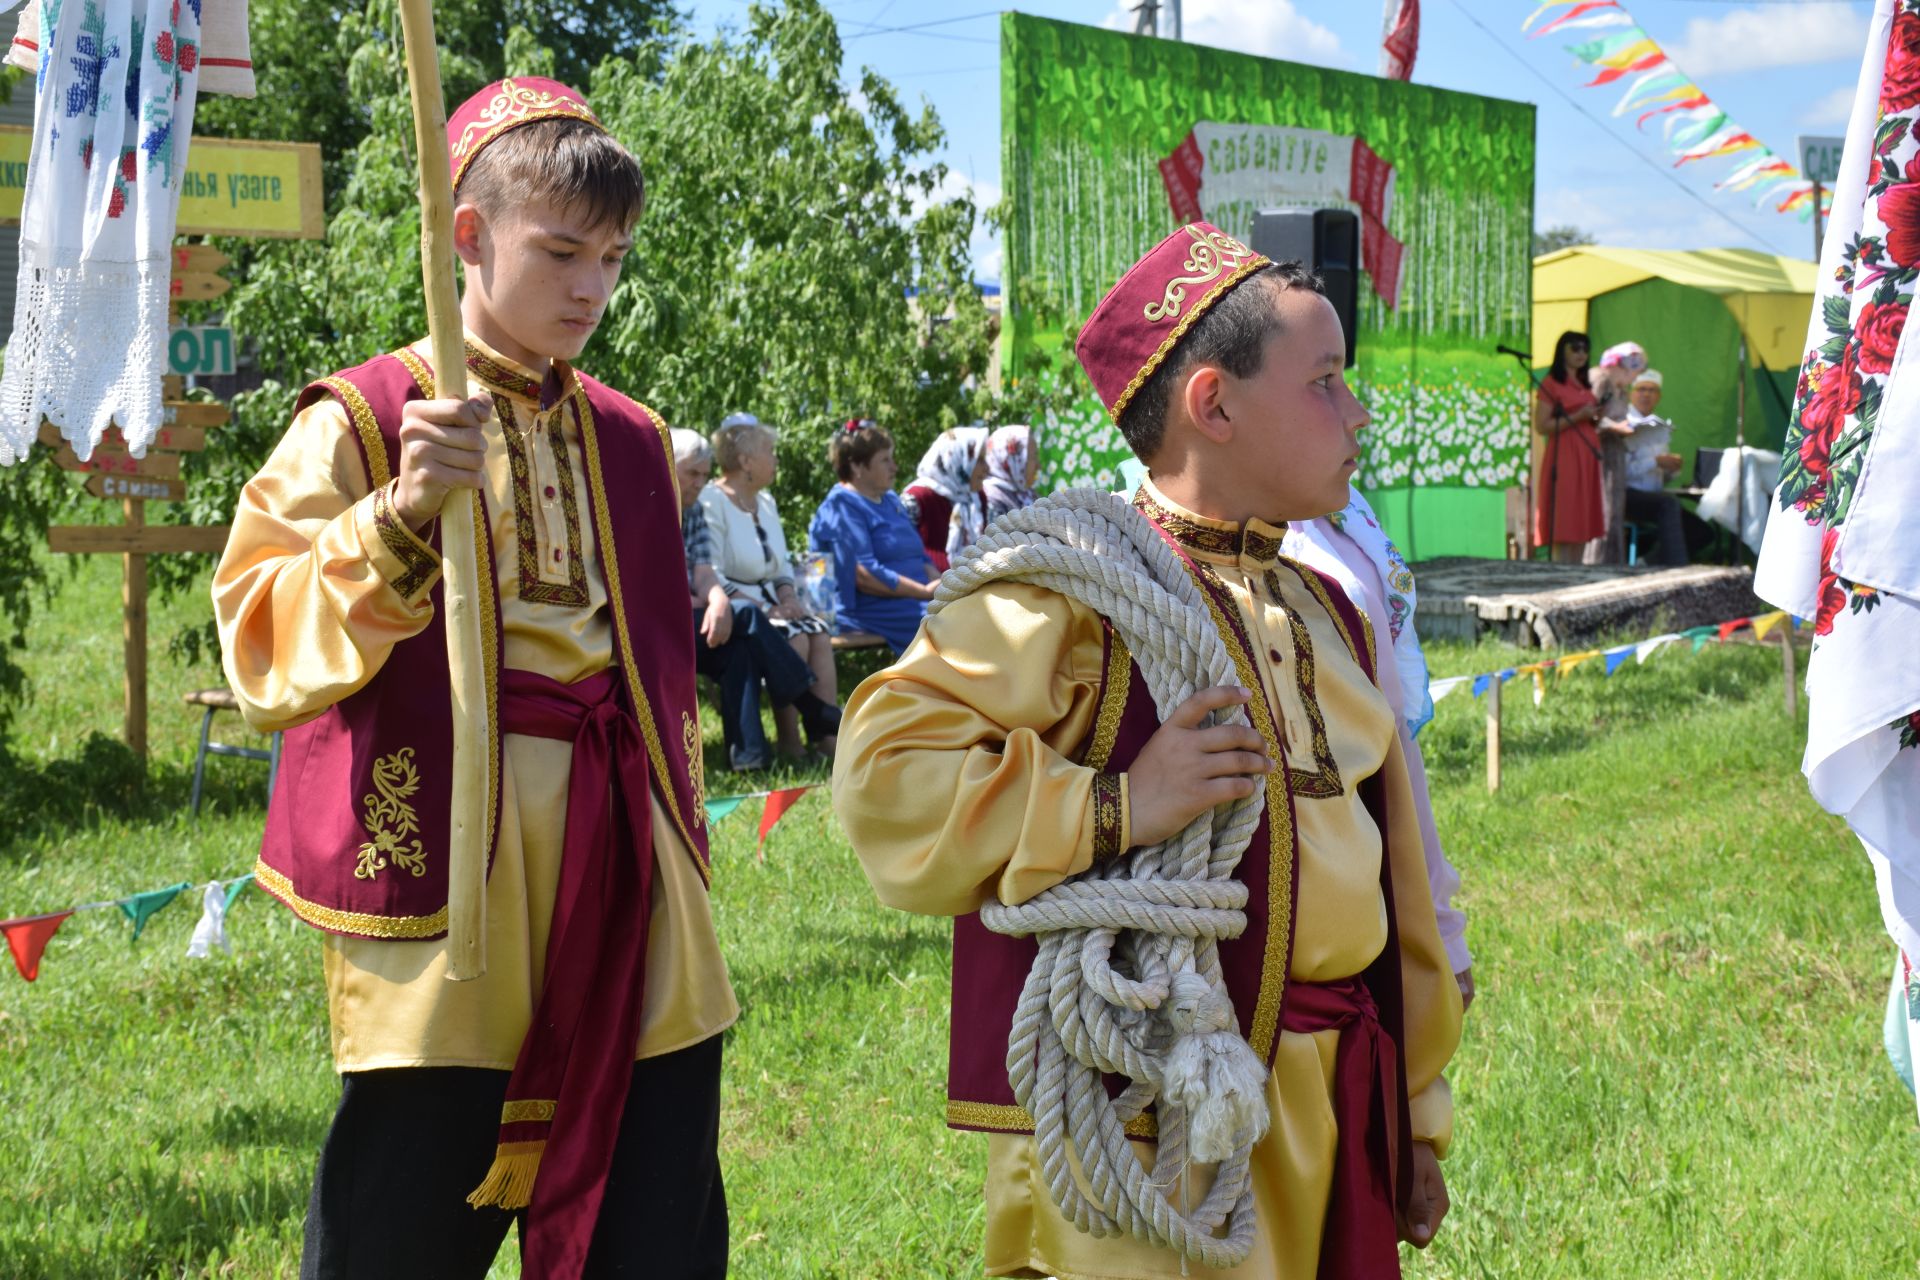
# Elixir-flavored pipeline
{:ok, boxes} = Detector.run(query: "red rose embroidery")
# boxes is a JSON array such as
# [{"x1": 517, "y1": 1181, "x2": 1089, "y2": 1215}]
[
  {"x1": 1857, "y1": 300, "x2": 1909, "y2": 374},
  {"x1": 1882, "y1": 183, "x2": 1920, "y2": 268},
  {"x1": 1814, "y1": 528, "x2": 1846, "y2": 636},
  {"x1": 1884, "y1": 7, "x2": 1920, "y2": 114},
  {"x1": 119, "y1": 150, "x2": 136, "y2": 184},
  {"x1": 106, "y1": 185, "x2": 126, "y2": 219},
  {"x1": 179, "y1": 42, "x2": 198, "y2": 73},
  {"x1": 154, "y1": 30, "x2": 173, "y2": 65}
]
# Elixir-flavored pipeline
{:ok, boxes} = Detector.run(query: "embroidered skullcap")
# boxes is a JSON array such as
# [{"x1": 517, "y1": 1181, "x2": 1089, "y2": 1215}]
[
  {"x1": 446, "y1": 77, "x2": 605, "y2": 192},
  {"x1": 1632, "y1": 368, "x2": 1663, "y2": 388},
  {"x1": 1073, "y1": 222, "x2": 1272, "y2": 425}
]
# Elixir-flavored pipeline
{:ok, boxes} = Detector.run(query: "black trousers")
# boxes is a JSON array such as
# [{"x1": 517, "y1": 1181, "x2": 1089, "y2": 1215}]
[
  {"x1": 1624, "y1": 487, "x2": 1716, "y2": 566},
  {"x1": 301, "y1": 1035, "x2": 727, "y2": 1279}
]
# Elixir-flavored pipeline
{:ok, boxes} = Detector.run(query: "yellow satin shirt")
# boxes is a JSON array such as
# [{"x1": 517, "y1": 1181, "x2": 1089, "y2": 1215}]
[
  {"x1": 834, "y1": 480, "x2": 1460, "y2": 1280},
  {"x1": 212, "y1": 333, "x2": 737, "y2": 1071}
]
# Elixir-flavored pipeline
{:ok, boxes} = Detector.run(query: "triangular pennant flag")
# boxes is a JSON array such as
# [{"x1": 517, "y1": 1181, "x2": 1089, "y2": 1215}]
[
  {"x1": 119, "y1": 882, "x2": 190, "y2": 942},
  {"x1": 223, "y1": 875, "x2": 253, "y2": 912},
  {"x1": 186, "y1": 882, "x2": 232, "y2": 959},
  {"x1": 1717, "y1": 617, "x2": 1750, "y2": 642},
  {"x1": 1636, "y1": 633, "x2": 1679, "y2": 664},
  {"x1": 757, "y1": 788, "x2": 811, "y2": 858},
  {"x1": 1531, "y1": 668, "x2": 1547, "y2": 707},
  {"x1": 1557, "y1": 651, "x2": 1602, "y2": 678},
  {"x1": 1471, "y1": 674, "x2": 1492, "y2": 699},
  {"x1": 3, "y1": 911, "x2": 73, "y2": 981},
  {"x1": 705, "y1": 796, "x2": 748, "y2": 825},
  {"x1": 1428, "y1": 676, "x2": 1468, "y2": 704},
  {"x1": 1603, "y1": 645, "x2": 1635, "y2": 675},
  {"x1": 1751, "y1": 612, "x2": 1787, "y2": 641},
  {"x1": 1497, "y1": 668, "x2": 1518, "y2": 683}
]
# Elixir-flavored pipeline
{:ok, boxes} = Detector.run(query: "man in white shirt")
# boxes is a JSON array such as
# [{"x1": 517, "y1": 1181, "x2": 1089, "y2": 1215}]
[{"x1": 1618, "y1": 370, "x2": 1693, "y2": 565}]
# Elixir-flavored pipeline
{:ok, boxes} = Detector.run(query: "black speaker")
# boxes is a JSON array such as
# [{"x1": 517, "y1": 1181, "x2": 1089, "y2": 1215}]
[{"x1": 1247, "y1": 207, "x2": 1359, "y2": 369}]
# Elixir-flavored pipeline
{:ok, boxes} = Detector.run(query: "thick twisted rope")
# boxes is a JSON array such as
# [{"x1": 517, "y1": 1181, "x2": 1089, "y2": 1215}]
[{"x1": 933, "y1": 489, "x2": 1270, "y2": 1268}]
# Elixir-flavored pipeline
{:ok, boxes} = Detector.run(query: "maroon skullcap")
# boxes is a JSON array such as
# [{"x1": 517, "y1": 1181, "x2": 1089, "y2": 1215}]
[
  {"x1": 446, "y1": 77, "x2": 605, "y2": 191},
  {"x1": 1073, "y1": 222, "x2": 1272, "y2": 425}
]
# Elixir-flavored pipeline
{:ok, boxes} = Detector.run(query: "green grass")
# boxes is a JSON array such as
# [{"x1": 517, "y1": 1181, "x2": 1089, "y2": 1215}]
[{"x1": 0, "y1": 554, "x2": 1908, "y2": 1277}]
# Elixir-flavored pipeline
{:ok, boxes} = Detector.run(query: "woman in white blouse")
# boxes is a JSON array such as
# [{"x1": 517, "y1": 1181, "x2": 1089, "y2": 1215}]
[{"x1": 698, "y1": 415, "x2": 838, "y2": 755}]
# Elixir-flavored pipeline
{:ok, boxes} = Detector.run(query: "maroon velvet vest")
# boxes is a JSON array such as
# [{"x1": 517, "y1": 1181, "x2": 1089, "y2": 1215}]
[
  {"x1": 253, "y1": 346, "x2": 711, "y2": 940},
  {"x1": 944, "y1": 517, "x2": 1400, "y2": 1139}
]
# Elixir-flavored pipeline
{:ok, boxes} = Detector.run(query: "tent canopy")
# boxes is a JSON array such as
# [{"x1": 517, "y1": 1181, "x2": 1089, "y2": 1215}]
[{"x1": 1533, "y1": 246, "x2": 1816, "y2": 374}]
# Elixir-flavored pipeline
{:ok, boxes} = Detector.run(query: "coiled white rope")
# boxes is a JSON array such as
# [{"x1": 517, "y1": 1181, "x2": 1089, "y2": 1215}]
[{"x1": 933, "y1": 489, "x2": 1272, "y2": 1268}]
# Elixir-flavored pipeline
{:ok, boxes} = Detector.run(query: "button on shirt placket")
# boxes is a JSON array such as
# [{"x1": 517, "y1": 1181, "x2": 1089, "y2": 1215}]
[{"x1": 1234, "y1": 553, "x2": 1311, "y2": 756}]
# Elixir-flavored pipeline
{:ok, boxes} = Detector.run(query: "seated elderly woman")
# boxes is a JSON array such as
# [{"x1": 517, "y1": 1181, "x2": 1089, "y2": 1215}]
[
  {"x1": 673, "y1": 428, "x2": 839, "y2": 769},
  {"x1": 808, "y1": 420, "x2": 937, "y2": 654},
  {"x1": 697, "y1": 413, "x2": 840, "y2": 757},
  {"x1": 901, "y1": 424, "x2": 989, "y2": 572}
]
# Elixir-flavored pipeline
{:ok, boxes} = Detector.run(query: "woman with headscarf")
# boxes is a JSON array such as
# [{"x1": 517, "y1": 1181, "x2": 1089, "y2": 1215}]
[
  {"x1": 1588, "y1": 340, "x2": 1648, "y2": 563},
  {"x1": 981, "y1": 423, "x2": 1040, "y2": 523},
  {"x1": 902, "y1": 425, "x2": 989, "y2": 572}
]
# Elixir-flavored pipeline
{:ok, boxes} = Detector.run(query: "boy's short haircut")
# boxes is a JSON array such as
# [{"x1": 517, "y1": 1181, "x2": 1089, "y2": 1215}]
[
  {"x1": 457, "y1": 117, "x2": 646, "y2": 234},
  {"x1": 1115, "y1": 260, "x2": 1326, "y2": 462},
  {"x1": 829, "y1": 422, "x2": 894, "y2": 482},
  {"x1": 712, "y1": 420, "x2": 778, "y2": 474}
]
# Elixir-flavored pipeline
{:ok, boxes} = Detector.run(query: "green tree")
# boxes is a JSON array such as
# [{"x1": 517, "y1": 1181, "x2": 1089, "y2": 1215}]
[
  {"x1": 1533, "y1": 223, "x2": 1595, "y2": 257},
  {"x1": 143, "y1": 0, "x2": 990, "y2": 666}
]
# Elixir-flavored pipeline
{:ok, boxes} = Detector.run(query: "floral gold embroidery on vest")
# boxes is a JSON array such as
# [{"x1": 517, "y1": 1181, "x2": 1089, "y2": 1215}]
[
  {"x1": 682, "y1": 711, "x2": 707, "y2": 824},
  {"x1": 1143, "y1": 226, "x2": 1260, "y2": 324},
  {"x1": 353, "y1": 749, "x2": 429, "y2": 880}
]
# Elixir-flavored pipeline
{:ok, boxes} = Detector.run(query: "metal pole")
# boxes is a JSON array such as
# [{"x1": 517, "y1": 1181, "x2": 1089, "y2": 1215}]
[
  {"x1": 1813, "y1": 179, "x2": 1825, "y2": 263},
  {"x1": 1168, "y1": 0, "x2": 1182, "y2": 40},
  {"x1": 1131, "y1": 0, "x2": 1160, "y2": 35}
]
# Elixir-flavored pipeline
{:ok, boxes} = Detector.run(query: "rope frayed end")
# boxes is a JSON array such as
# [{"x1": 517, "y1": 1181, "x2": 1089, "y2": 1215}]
[{"x1": 1160, "y1": 972, "x2": 1270, "y2": 1163}]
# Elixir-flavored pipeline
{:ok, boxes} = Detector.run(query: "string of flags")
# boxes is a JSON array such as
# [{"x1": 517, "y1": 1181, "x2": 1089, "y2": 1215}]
[
  {"x1": 2, "y1": 785, "x2": 832, "y2": 983},
  {"x1": 1523, "y1": 1, "x2": 1833, "y2": 220},
  {"x1": 2, "y1": 873, "x2": 255, "y2": 983},
  {"x1": 1427, "y1": 609, "x2": 1798, "y2": 710}
]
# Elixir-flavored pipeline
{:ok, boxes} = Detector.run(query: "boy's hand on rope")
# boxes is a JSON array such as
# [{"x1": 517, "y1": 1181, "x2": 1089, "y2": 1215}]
[
  {"x1": 393, "y1": 395, "x2": 494, "y2": 531},
  {"x1": 1124, "y1": 686, "x2": 1272, "y2": 848}
]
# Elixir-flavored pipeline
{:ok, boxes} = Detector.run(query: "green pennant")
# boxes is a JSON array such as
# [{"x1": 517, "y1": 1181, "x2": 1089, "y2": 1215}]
[
  {"x1": 119, "y1": 882, "x2": 191, "y2": 942},
  {"x1": 705, "y1": 796, "x2": 748, "y2": 824},
  {"x1": 223, "y1": 875, "x2": 254, "y2": 912}
]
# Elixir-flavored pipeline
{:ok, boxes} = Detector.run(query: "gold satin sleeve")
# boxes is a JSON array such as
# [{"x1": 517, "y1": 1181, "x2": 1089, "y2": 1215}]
[
  {"x1": 1375, "y1": 727, "x2": 1461, "y2": 1155},
  {"x1": 212, "y1": 398, "x2": 442, "y2": 733},
  {"x1": 833, "y1": 582, "x2": 1131, "y2": 915}
]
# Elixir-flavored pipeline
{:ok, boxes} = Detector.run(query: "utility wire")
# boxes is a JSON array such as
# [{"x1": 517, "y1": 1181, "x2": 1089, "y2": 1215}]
[
  {"x1": 1444, "y1": 0, "x2": 1783, "y2": 255},
  {"x1": 842, "y1": 9, "x2": 1001, "y2": 41}
]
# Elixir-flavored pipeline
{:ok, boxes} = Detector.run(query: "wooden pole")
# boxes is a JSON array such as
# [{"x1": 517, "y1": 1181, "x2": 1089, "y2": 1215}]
[
  {"x1": 1780, "y1": 625, "x2": 1798, "y2": 718},
  {"x1": 122, "y1": 498, "x2": 147, "y2": 759},
  {"x1": 397, "y1": 0, "x2": 487, "y2": 982},
  {"x1": 1485, "y1": 676, "x2": 1502, "y2": 794}
]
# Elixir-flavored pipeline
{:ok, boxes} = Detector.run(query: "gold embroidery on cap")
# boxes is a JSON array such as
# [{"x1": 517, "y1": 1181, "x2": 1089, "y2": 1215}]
[
  {"x1": 450, "y1": 78, "x2": 601, "y2": 162},
  {"x1": 1143, "y1": 226, "x2": 1262, "y2": 324},
  {"x1": 354, "y1": 749, "x2": 428, "y2": 880}
]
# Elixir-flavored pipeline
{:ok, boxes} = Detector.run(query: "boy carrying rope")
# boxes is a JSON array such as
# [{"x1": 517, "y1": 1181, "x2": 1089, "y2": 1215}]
[
  {"x1": 835, "y1": 223, "x2": 1461, "y2": 1278},
  {"x1": 213, "y1": 79, "x2": 732, "y2": 1278}
]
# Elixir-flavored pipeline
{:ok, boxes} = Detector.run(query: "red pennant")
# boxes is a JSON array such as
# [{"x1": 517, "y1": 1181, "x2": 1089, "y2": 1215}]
[
  {"x1": 1717, "y1": 617, "x2": 1750, "y2": 642},
  {"x1": 757, "y1": 788, "x2": 811, "y2": 860},
  {"x1": 4, "y1": 911, "x2": 75, "y2": 982}
]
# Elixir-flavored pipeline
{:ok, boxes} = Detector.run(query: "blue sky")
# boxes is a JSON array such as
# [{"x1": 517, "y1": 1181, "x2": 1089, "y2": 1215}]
[{"x1": 681, "y1": 1, "x2": 1873, "y2": 280}]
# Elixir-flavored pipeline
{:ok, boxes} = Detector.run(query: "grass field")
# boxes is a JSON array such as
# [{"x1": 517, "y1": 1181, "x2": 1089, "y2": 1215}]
[{"x1": 0, "y1": 552, "x2": 1911, "y2": 1278}]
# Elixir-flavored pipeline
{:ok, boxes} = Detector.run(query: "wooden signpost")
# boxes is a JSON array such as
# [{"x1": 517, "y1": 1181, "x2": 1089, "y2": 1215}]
[{"x1": 29, "y1": 146, "x2": 323, "y2": 757}]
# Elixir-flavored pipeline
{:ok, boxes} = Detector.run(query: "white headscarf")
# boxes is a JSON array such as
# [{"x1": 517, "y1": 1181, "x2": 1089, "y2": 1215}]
[{"x1": 912, "y1": 425, "x2": 989, "y2": 506}]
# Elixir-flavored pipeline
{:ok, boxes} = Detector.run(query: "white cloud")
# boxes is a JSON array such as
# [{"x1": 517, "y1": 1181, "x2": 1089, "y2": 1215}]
[
  {"x1": 1662, "y1": 5, "x2": 1869, "y2": 76},
  {"x1": 1101, "y1": 0, "x2": 1346, "y2": 69},
  {"x1": 1801, "y1": 84, "x2": 1858, "y2": 128}
]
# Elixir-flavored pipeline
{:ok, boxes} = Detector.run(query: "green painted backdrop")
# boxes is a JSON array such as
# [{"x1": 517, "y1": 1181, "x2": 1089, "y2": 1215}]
[{"x1": 1001, "y1": 14, "x2": 1537, "y2": 558}]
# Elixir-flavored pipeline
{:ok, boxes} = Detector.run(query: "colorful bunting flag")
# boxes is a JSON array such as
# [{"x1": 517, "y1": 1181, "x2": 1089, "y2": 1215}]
[
  {"x1": 1428, "y1": 675, "x2": 1470, "y2": 703},
  {"x1": 3, "y1": 910, "x2": 72, "y2": 981},
  {"x1": 1716, "y1": 617, "x2": 1751, "y2": 642},
  {"x1": 119, "y1": 881, "x2": 190, "y2": 942},
  {"x1": 1752, "y1": 611, "x2": 1789, "y2": 642},
  {"x1": 186, "y1": 882, "x2": 232, "y2": 959},
  {"x1": 757, "y1": 788, "x2": 811, "y2": 858},
  {"x1": 1603, "y1": 645, "x2": 1636, "y2": 675},
  {"x1": 704, "y1": 796, "x2": 748, "y2": 825},
  {"x1": 1526, "y1": 1, "x2": 1831, "y2": 221},
  {"x1": 1636, "y1": 633, "x2": 1680, "y2": 664},
  {"x1": 1684, "y1": 624, "x2": 1720, "y2": 653}
]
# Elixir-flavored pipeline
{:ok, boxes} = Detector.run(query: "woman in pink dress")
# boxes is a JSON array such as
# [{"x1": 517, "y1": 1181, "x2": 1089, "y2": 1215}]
[{"x1": 1532, "y1": 330, "x2": 1606, "y2": 560}]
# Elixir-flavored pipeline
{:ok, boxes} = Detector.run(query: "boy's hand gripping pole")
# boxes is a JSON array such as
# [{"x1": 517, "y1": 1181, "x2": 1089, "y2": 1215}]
[{"x1": 398, "y1": 0, "x2": 488, "y2": 981}]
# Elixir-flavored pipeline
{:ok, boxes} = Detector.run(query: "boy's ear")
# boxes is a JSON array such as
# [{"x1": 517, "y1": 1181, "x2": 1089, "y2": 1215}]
[
  {"x1": 452, "y1": 203, "x2": 486, "y2": 267},
  {"x1": 1181, "y1": 365, "x2": 1234, "y2": 446}
]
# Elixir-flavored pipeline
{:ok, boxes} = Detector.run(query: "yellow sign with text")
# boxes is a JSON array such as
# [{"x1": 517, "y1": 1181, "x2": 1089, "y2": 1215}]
[{"x1": 0, "y1": 128, "x2": 324, "y2": 239}]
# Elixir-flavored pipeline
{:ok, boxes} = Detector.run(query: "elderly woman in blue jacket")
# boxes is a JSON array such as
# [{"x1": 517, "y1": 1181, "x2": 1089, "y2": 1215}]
[{"x1": 808, "y1": 420, "x2": 937, "y2": 654}]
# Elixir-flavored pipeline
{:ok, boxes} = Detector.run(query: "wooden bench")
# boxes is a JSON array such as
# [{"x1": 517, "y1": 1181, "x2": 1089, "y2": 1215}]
[
  {"x1": 829, "y1": 632, "x2": 887, "y2": 652},
  {"x1": 184, "y1": 688, "x2": 282, "y2": 816}
]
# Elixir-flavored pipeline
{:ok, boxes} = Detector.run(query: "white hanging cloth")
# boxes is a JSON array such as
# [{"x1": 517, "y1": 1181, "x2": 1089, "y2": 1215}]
[{"x1": 0, "y1": 0, "x2": 204, "y2": 465}]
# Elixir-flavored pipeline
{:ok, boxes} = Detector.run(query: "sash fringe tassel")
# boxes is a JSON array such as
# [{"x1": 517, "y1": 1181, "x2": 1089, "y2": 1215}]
[{"x1": 466, "y1": 1140, "x2": 545, "y2": 1210}]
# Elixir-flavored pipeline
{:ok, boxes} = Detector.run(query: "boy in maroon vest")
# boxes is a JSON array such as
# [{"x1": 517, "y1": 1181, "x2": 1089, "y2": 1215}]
[
  {"x1": 214, "y1": 78, "x2": 732, "y2": 1279},
  {"x1": 835, "y1": 223, "x2": 1462, "y2": 1278}
]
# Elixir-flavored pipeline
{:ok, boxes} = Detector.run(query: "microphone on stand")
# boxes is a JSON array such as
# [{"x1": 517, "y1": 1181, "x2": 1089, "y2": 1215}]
[{"x1": 1495, "y1": 343, "x2": 1532, "y2": 362}]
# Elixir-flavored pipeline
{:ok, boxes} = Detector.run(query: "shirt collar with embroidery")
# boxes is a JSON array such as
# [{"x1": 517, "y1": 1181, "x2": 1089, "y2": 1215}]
[{"x1": 1131, "y1": 477, "x2": 1287, "y2": 570}]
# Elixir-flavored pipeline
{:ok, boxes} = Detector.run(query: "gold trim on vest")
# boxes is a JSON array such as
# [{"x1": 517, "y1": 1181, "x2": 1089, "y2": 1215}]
[
  {"x1": 323, "y1": 376, "x2": 391, "y2": 490},
  {"x1": 253, "y1": 859, "x2": 450, "y2": 939}
]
